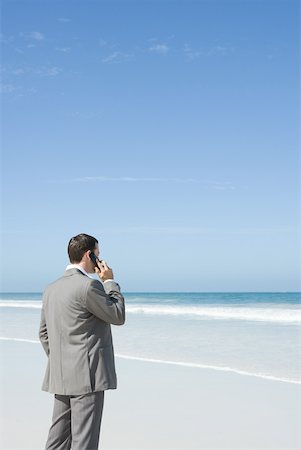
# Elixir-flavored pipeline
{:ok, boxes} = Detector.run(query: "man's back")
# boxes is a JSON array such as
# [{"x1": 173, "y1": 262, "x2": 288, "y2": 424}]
[{"x1": 39, "y1": 268, "x2": 125, "y2": 395}]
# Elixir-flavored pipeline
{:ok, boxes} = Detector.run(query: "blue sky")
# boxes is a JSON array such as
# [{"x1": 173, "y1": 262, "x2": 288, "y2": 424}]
[{"x1": 1, "y1": 0, "x2": 300, "y2": 292}]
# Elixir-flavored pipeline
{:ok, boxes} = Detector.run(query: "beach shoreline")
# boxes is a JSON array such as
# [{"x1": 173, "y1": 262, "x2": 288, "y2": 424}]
[{"x1": 0, "y1": 340, "x2": 300, "y2": 450}]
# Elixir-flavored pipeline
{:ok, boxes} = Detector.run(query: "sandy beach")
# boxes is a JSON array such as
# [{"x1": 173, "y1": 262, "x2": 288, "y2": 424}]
[{"x1": 0, "y1": 339, "x2": 300, "y2": 450}]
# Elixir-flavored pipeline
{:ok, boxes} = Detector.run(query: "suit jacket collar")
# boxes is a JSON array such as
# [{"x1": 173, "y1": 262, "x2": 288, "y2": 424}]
[{"x1": 63, "y1": 268, "x2": 87, "y2": 277}]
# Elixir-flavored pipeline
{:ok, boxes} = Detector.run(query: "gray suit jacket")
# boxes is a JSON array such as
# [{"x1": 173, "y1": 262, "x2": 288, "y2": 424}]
[{"x1": 39, "y1": 268, "x2": 125, "y2": 395}]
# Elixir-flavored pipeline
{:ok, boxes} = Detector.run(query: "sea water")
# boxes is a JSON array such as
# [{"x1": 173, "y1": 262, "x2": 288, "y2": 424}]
[{"x1": 0, "y1": 291, "x2": 300, "y2": 384}]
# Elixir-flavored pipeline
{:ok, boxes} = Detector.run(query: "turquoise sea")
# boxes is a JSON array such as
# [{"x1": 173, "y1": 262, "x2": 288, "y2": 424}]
[{"x1": 0, "y1": 292, "x2": 300, "y2": 384}]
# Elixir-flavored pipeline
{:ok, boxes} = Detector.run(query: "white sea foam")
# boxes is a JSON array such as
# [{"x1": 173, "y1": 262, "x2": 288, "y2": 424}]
[
  {"x1": 0, "y1": 336, "x2": 300, "y2": 385},
  {"x1": 0, "y1": 300, "x2": 300, "y2": 324},
  {"x1": 0, "y1": 336, "x2": 38, "y2": 343},
  {"x1": 0, "y1": 300, "x2": 42, "y2": 308},
  {"x1": 125, "y1": 304, "x2": 301, "y2": 324}
]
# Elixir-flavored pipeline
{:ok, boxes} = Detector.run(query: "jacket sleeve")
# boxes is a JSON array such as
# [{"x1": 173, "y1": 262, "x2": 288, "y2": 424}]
[
  {"x1": 39, "y1": 303, "x2": 50, "y2": 357},
  {"x1": 84, "y1": 279, "x2": 126, "y2": 325}
]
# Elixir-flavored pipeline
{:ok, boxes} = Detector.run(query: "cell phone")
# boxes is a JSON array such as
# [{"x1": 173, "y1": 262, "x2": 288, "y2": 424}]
[{"x1": 89, "y1": 251, "x2": 102, "y2": 268}]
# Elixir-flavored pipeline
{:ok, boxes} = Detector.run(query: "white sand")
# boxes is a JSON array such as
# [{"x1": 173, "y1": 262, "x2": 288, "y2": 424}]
[{"x1": 0, "y1": 340, "x2": 300, "y2": 449}]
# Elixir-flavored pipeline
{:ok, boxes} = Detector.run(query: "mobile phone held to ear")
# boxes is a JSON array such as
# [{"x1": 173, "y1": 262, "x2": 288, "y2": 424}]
[{"x1": 89, "y1": 252, "x2": 102, "y2": 268}]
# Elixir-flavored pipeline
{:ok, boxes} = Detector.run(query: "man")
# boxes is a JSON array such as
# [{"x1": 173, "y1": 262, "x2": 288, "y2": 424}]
[{"x1": 39, "y1": 233, "x2": 126, "y2": 450}]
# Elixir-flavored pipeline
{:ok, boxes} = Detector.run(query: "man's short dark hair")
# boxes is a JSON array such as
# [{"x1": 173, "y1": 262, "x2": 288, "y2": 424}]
[{"x1": 68, "y1": 233, "x2": 98, "y2": 263}]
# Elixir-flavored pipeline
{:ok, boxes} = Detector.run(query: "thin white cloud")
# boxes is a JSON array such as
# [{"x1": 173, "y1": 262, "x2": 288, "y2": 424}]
[
  {"x1": 31, "y1": 31, "x2": 44, "y2": 41},
  {"x1": 213, "y1": 45, "x2": 235, "y2": 56},
  {"x1": 13, "y1": 47, "x2": 25, "y2": 54},
  {"x1": 98, "y1": 38, "x2": 118, "y2": 50},
  {"x1": 10, "y1": 68, "x2": 26, "y2": 75},
  {"x1": 0, "y1": 83, "x2": 17, "y2": 93},
  {"x1": 149, "y1": 44, "x2": 169, "y2": 54},
  {"x1": 2, "y1": 65, "x2": 63, "y2": 77},
  {"x1": 102, "y1": 51, "x2": 133, "y2": 64},
  {"x1": 57, "y1": 18, "x2": 71, "y2": 22},
  {"x1": 0, "y1": 83, "x2": 37, "y2": 96},
  {"x1": 21, "y1": 31, "x2": 45, "y2": 41},
  {"x1": 48, "y1": 176, "x2": 236, "y2": 191},
  {"x1": 206, "y1": 181, "x2": 236, "y2": 191},
  {"x1": 35, "y1": 66, "x2": 62, "y2": 76},
  {"x1": 183, "y1": 44, "x2": 202, "y2": 60},
  {"x1": 64, "y1": 110, "x2": 103, "y2": 119},
  {"x1": 184, "y1": 43, "x2": 234, "y2": 60},
  {"x1": 55, "y1": 47, "x2": 71, "y2": 53},
  {"x1": 54, "y1": 176, "x2": 200, "y2": 183}
]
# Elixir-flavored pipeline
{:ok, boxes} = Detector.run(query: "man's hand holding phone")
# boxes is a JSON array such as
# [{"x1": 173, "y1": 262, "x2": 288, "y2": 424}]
[{"x1": 95, "y1": 259, "x2": 114, "y2": 282}]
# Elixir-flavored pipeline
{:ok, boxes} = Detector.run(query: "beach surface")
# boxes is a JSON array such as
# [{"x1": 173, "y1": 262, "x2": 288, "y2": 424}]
[{"x1": 0, "y1": 340, "x2": 300, "y2": 450}]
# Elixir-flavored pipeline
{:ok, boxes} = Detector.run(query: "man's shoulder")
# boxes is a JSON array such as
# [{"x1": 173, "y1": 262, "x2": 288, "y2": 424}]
[
  {"x1": 43, "y1": 272, "x2": 91, "y2": 291},
  {"x1": 43, "y1": 272, "x2": 105, "y2": 298},
  {"x1": 85, "y1": 277, "x2": 104, "y2": 290}
]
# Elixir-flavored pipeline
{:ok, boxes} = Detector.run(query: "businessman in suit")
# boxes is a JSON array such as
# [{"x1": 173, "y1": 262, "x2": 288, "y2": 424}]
[{"x1": 39, "y1": 233, "x2": 126, "y2": 450}]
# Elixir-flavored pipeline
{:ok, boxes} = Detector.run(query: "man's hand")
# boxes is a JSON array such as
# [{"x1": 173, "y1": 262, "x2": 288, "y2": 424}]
[{"x1": 94, "y1": 259, "x2": 114, "y2": 282}]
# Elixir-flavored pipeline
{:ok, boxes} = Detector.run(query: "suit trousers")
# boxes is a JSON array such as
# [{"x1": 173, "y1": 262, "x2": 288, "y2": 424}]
[{"x1": 45, "y1": 391, "x2": 105, "y2": 450}]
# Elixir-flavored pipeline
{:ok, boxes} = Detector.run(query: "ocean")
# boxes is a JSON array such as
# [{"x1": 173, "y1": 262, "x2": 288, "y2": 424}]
[{"x1": 0, "y1": 292, "x2": 300, "y2": 385}]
